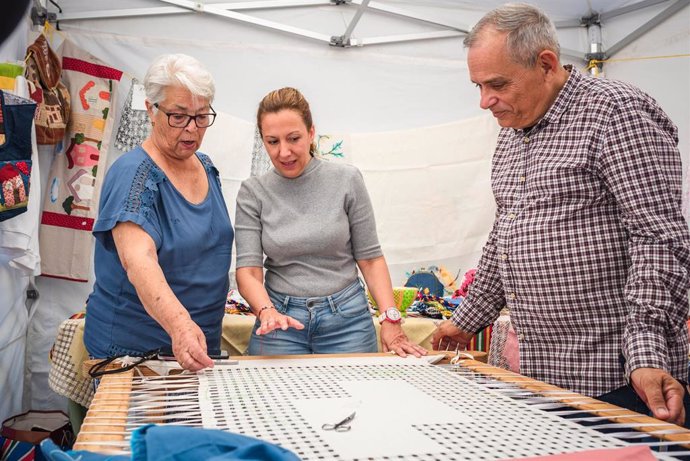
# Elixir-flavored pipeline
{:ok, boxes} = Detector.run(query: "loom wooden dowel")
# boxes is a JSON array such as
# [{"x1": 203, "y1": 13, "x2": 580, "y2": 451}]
[
  {"x1": 459, "y1": 359, "x2": 690, "y2": 448},
  {"x1": 74, "y1": 370, "x2": 133, "y2": 453}
]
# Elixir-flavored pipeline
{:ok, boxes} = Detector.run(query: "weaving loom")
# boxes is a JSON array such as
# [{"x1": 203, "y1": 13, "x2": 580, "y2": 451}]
[{"x1": 75, "y1": 354, "x2": 690, "y2": 460}]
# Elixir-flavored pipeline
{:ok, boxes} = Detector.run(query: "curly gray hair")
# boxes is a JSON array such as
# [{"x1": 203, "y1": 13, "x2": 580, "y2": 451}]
[{"x1": 144, "y1": 53, "x2": 215, "y2": 106}]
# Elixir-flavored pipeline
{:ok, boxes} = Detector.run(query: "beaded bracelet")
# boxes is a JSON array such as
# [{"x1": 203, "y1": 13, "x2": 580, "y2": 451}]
[{"x1": 258, "y1": 305, "x2": 275, "y2": 318}]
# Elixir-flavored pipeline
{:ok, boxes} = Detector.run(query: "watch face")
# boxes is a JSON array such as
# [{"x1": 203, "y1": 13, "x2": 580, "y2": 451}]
[{"x1": 386, "y1": 308, "x2": 402, "y2": 321}]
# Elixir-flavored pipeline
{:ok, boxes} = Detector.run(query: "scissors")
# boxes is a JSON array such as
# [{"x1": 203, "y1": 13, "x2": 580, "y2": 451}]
[{"x1": 321, "y1": 411, "x2": 356, "y2": 432}]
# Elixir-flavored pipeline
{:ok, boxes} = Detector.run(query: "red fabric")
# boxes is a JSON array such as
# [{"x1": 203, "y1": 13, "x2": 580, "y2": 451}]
[
  {"x1": 62, "y1": 57, "x2": 123, "y2": 81},
  {"x1": 502, "y1": 446, "x2": 656, "y2": 461},
  {"x1": 41, "y1": 211, "x2": 94, "y2": 231},
  {"x1": 0, "y1": 163, "x2": 19, "y2": 181}
]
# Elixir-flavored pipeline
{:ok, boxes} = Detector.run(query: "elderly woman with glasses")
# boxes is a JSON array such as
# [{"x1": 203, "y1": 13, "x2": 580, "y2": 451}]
[{"x1": 84, "y1": 54, "x2": 233, "y2": 371}]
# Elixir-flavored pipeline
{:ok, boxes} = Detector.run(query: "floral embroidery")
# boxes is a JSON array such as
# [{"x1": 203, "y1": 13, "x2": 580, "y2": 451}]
[{"x1": 125, "y1": 157, "x2": 163, "y2": 220}]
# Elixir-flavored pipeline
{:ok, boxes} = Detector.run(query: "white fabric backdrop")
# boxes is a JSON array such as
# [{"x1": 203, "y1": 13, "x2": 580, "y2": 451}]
[{"x1": 350, "y1": 115, "x2": 499, "y2": 280}]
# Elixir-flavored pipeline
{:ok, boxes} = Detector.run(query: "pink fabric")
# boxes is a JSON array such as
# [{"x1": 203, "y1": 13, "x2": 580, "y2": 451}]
[
  {"x1": 505, "y1": 323, "x2": 520, "y2": 373},
  {"x1": 502, "y1": 446, "x2": 656, "y2": 461}
]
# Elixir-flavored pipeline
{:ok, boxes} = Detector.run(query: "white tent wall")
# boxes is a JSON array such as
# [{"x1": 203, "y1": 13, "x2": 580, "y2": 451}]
[
  {"x1": 0, "y1": 18, "x2": 42, "y2": 424},
  {"x1": 601, "y1": 4, "x2": 690, "y2": 215},
  {"x1": 0, "y1": 1, "x2": 687, "y2": 417}
]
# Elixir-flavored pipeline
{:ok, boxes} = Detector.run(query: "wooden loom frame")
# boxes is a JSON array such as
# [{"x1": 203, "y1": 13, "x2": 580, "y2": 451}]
[{"x1": 73, "y1": 353, "x2": 690, "y2": 457}]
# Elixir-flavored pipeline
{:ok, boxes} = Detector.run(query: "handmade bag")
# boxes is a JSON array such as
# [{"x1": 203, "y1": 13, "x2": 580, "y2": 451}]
[
  {"x1": 0, "y1": 90, "x2": 36, "y2": 222},
  {"x1": 24, "y1": 35, "x2": 70, "y2": 145},
  {"x1": 0, "y1": 410, "x2": 73, "y2": 461}
]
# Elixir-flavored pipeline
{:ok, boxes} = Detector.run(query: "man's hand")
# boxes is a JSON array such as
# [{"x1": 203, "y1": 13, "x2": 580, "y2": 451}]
[
  {"x1": 431, "y1": 320, "x2": 474, "y2": 351},
  {"x1": 380, "y1": 322, "x2": 427, "y2": 358},
  {"x1": 630, "y1": 367, "x2": 686, "y2": 426}
]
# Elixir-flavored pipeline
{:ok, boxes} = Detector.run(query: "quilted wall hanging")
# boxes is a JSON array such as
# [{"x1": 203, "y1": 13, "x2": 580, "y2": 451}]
[{"x1": 39, "y1": 39, "x2": 122, "y2": 282}]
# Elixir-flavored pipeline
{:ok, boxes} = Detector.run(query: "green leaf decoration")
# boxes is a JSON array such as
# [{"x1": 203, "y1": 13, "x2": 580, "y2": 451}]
[{"x1": 62, "y1": 196, "x2": 74, "y2": 215}]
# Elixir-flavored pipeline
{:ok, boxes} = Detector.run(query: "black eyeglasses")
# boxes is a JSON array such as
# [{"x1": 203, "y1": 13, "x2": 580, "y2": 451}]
[
  {"x1": 88, "y1": 349, "x2": 160, "y2": 378},
  {"x1": 153, "y1": 103, "x2": 217, "y2": 128}
]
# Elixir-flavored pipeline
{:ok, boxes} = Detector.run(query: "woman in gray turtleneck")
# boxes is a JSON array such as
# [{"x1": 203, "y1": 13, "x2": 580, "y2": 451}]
[{"x1": 235, "y1": 87, "x2": 426, "y2": 358}]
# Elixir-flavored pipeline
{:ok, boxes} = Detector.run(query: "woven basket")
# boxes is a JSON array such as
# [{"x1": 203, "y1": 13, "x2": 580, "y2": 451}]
[{"x1": 368, "y1": 286, "x2": 418, "y2": 316}]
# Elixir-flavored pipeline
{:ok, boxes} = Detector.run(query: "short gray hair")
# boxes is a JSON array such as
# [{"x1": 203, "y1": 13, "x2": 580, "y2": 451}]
[
  {"x1": 463, "y1": 3, "x2": 560, "y2": 68},
  {"x1": 144, "y1": 53, "x2": 215, "y2": 106}
]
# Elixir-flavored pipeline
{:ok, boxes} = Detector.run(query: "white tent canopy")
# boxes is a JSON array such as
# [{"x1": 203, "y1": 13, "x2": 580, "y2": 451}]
[{"x1": 0, "y1": 0, "x2": 688, "y2": 419}]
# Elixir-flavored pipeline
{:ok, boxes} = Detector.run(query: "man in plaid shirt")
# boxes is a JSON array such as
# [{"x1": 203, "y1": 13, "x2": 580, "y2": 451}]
[{"x1": 433, "y1": 3, "x2": 690, "y2": 426}]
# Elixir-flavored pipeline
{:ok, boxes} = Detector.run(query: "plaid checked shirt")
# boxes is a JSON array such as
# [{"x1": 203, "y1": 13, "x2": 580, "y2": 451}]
[{"x1": 452, "y1": 66, "x2": 690, "y2": 397}]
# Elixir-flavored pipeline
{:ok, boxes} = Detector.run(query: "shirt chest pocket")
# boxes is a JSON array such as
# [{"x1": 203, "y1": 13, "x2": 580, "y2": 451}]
[{"x1": 524, "y1": 147, "x2": 604, "y2": 203}]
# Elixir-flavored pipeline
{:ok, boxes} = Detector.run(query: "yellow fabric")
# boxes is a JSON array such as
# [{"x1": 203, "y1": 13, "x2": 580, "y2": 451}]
[
  {"x1": 221, "y1": 314, "x2": 438, "y2": 355},
  {"x1": 0, "y1": 75, "x2": 15, "y2": 90},
  {"x1": 69, "y1": 321, "x2": 89, "y2": 380}
]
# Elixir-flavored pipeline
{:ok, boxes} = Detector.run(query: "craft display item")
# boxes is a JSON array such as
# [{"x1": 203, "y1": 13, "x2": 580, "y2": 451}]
[
  {"x1": 367, "y1": 286, "x2": 419, "y2": 316},
  {"x1": 0, "y1": 91, "x2": 36, "y2": 221},
  {"x1": 24, "y1": 35, "x2": 70, "y2": 145}
]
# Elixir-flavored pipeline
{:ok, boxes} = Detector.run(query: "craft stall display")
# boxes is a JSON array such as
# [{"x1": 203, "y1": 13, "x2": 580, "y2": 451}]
[
  {"x1": 71, "y1": 354, "x2": 690, "y2": 460},
  {"x1": 37, "y1": 38, "x2": 122, "y2": 282}
]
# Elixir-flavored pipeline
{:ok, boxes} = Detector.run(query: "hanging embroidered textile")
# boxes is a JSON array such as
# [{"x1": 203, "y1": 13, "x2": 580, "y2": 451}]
[
  {"x1": 114, "y1": 78, "x2": 150, "y2": 152},
  {"x1": 0, "y1": 91, "x2": 36, "y2": 222},
  {"x1": 39, "y1": 40, "x2": 122, "y2": 282}
]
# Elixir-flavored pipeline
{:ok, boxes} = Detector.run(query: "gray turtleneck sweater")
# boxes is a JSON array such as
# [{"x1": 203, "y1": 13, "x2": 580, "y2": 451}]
[{"x1": 235, "y1": 158, "x2": 382, "y2": 297}]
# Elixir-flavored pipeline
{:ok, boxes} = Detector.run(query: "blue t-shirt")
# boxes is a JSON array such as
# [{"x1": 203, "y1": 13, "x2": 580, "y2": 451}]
[{"x1": 84, "y1": 147, "x2": 233, "y2": 358}]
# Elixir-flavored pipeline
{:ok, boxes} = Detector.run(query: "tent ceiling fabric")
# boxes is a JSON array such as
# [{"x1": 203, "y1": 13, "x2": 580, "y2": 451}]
[{"x1": 51, "y1": 0, "x2": 689, "y2": 58}]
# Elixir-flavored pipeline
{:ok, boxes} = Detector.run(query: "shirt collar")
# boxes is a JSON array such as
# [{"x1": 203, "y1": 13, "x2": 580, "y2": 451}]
[
  {"x1": 514, "y1": 64, "x2": 580, "y2": 134},
  {"x1": 541, "y1": 64, "x2": 580, "y2": 126}
]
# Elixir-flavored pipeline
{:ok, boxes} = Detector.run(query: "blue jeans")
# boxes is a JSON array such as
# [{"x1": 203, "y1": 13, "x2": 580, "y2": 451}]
[
  {"x1": 597, "y1": 382, "x2": 690, "y2": 429},
  {"x1": 247, "y1": 280, "x2": 378, "y2": 355}
]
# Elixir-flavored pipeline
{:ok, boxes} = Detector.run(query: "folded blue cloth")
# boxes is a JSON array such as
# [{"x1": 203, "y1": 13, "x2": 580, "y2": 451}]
[
  {"x1": 40, "y1": 439, "x2": 129, "y2": 461},
  {"x1": 41, "y1": 425, "x2": 301, "y2": 461}
]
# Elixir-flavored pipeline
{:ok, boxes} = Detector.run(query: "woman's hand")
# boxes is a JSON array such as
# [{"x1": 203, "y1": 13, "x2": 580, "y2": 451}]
[
  {"x1": 380, "y1": 322, "x2": 427, "y2": 358},
  {"x1": 170, "y1": 318, "x2": 214, "y2": 372},
  {"x1": 236, "y1": 267, "x2": 304, "y2": 335},
  {"x1": 256, "y1": 308, "x2": 304, "y2": 335}
]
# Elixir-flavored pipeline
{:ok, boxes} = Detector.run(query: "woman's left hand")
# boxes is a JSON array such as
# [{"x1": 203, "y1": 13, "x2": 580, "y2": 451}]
[{"x1": 380, "y1": 322, "x2": 427, "y2": 358}]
